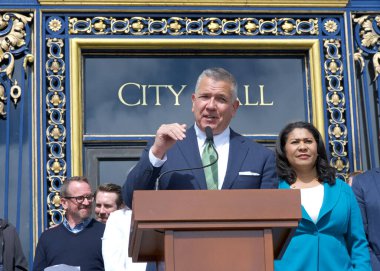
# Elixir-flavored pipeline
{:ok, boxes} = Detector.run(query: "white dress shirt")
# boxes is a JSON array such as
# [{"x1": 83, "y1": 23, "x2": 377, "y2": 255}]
[{"x1": 102, "y1": 208, "x2": 147, "y2": 271}]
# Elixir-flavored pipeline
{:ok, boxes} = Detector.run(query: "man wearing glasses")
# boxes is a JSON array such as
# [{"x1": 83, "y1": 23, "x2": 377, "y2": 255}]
[{"x1": 33, "y1": 176, "x2": 105, "y2": 271}]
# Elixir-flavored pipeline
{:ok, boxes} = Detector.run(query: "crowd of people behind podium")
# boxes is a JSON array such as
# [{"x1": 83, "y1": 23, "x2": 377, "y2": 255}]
[{"x1": 2, "y1": 67, "x2": 379, "y2": 271}]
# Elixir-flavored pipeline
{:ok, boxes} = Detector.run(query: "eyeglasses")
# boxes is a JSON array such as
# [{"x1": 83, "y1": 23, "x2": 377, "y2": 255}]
[{"x1": 64, "y1": 194, "x2": 94, "y2": 204}]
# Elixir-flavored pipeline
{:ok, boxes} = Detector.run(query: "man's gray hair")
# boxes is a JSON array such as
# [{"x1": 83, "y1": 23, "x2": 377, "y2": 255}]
[
  {"x1": 60, "y1": 176, "x2": 90, "y2": 197},
  {"x1": 195, "y1": 67, "x2": 238, "y2": 101}
]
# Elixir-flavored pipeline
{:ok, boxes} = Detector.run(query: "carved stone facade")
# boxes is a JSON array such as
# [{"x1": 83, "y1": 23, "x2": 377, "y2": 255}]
[{"x1": 0, "y1": 3, "x2": 379, "y2": 266}]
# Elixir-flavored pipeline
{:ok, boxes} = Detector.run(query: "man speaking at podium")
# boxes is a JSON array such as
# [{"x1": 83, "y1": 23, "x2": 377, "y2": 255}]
[{"x1": 123, "y1": 67, "x2": 277, "y2": 208}]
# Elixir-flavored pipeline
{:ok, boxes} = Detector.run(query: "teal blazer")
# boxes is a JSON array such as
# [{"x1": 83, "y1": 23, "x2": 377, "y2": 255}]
[{"x1": 275, "y1": 179, "x2": 371, "y2": 271}]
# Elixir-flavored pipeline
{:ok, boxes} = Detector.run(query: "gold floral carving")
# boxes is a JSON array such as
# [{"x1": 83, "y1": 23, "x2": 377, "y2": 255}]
[
  {"x1": 48, "y1": 18, "x2": 62, "y2": 32},
  {"x1": 356, "y1": 15, "x2": 379, "y2": 47},
  {"x1": 10, "y1": 80, "x2": 21, "y2": 104},
  {"x1": 354, "y1": 48, "x2": 365, "y2": 73},
  {"x1": 0, "y1": 13, "x2": 33, "y2": 110},
  {"x1": 0, "y1": 84, "x2": 6, "y2": 117},
  {"x1": 51, "y1": 159, "x2": 63, "y2": 174},
  {"x1": 353, "y1": 15, "x2": 380, "y2": 79},
  {"x1": 51, "y1": 193, "x2": 61, "y2": 208},
  {"x1": 324, "y1": 19, "x2": 338, "y2": 33},
  {"x1": 282, "y1": 20, "x2": 295, "y2": 33},
  {"x1": 50, "y1": 126, "x2": 62, "y2": 140},
  {"x1": 68, "y1": 16, "x2": 319, "y2": 36},
  {"x1": 374, "y1": 52, "x2": 380, "y2": 79},
  {"x1": 23, "y1": 54, "x2": 34, "y2": 70},
  {"x1": 334, "y1": 158, "x2": 345, "y2": 171},
  {"x1": 332, "y1": 125, "x2": 345, "y2": 138},
  {"x1": 0, "y1": 13, "x2": 33, "y2": 55}
]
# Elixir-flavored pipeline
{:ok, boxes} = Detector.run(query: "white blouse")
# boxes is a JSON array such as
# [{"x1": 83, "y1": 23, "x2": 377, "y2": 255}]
[{"x1": 300, "y1": 184, "x2": 324, "y2": 223}]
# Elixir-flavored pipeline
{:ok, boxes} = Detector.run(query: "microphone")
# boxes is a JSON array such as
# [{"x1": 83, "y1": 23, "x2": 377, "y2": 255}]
[
  {"x1": 205, "y1": 126, "x2": 213, "y2": 142},
  {"x1": 154, "y1": 126, "x2": 219, "y2": 190}
]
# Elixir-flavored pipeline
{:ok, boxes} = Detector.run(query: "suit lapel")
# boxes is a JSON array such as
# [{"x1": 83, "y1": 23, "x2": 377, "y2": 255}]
[
  {"x1": 222, "y1": 130, "x2": 248, "y2": 189},
  {"x1": 316, "y1": 180, "x2": 340, "y2": 223},
  {"x1": 176, "y1": 126, "x2": 207, "y2": 189}
]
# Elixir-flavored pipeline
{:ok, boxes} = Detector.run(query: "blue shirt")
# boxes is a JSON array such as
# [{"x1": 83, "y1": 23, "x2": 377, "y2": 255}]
[{"x1": 62, "y1": 217, "x2": 92, "y2": 234}]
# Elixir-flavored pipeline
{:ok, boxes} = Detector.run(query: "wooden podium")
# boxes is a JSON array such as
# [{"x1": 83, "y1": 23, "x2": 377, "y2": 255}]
[{"x1": 129, "y1": 190, "x2": 301, "y2": 271}]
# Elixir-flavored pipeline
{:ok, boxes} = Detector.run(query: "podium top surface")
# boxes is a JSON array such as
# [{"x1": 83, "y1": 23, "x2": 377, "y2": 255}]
[{"x1": 132, "y1": 189, "x2": 301, "y2": 222}]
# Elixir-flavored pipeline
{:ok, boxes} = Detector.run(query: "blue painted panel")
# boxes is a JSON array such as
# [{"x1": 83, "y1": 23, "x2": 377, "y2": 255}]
[
  {"x1": 349, "y1": 0, "x2": 380, "y2": 7},
  {"x1": 0, "y1": 58, "x2": 33, "y2": 267},
  {"x1": 1, "y1": 0, "x2": 38, "y2": 4}
]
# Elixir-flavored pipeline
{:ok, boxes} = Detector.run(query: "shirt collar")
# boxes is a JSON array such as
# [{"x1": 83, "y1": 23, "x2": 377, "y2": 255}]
[
  {"x1": 63, "y1": 217, "x2": 92, "y2": 234},
  {"x1": 194, "y1": 123, "x2": 230, "y2": 147}
]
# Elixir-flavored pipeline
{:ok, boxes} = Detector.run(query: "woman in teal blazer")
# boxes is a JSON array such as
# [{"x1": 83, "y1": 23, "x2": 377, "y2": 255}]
[{"x1": 274, "y1": 121, "x2": 371, "y2": 271}]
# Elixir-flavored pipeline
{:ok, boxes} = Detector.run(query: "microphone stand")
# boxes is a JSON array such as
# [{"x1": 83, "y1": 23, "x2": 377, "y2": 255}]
[{"x1": 155, "y1": 126, "x2": 219, "y2": 190}]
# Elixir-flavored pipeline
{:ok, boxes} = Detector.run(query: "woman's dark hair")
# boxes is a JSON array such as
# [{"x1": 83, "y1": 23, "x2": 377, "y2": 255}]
[{"x1": 276, "y1": 121, "x2": 336, "y2": 185}]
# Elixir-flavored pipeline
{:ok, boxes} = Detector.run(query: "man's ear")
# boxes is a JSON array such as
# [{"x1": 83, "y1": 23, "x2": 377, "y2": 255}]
[
  {"x1": 191, "y1": 93, "x2": 196, "y2": 113},
  {"x1": 61, "y1": 197, "x2": 68, "y2": 210},
  {"x1": 232, "y1": 100, "x2": 239, "y2": 116}
]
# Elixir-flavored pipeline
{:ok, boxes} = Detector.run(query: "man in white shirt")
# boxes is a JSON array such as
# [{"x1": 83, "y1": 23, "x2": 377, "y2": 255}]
[
  {"x1": 94, "y1": 183, "x2": 124, "y2": 223},
  {"x1": 102, "y1": 208, "x2": 149, "y2": 271}
]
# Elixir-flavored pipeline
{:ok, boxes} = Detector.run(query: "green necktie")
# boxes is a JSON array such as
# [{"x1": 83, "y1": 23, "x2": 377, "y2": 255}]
[{"x1": 202, "y1": 141, "x2": 218, "y2": 190}]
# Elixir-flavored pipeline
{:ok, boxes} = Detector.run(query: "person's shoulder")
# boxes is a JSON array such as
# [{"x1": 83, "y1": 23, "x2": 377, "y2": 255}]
[
  {"x1": 38, "y1": 224, "x2": 66, "y2": 242},
  {"x1": 351, "y1": 168, "x2": 379, "y2": 188},
  {"x1": 333, "y1": 178, "x2": 357, "y2": 195},
  {"x1": 87, "y1": 219, "x2": 106, "y2": 231},
  {"x1": 89, "y1": 218, "x2": 105, "y2": 226},
  {"x1": 278, "y1": 179, "x2": 290, "y2": 189},
  {"x1": 333, "y1": 178, "x2": 349, "y2": 188},
  {"x1": 0, "y1": 219, "x2": 18, "y2": 235},
  {"x1": 106, "y1": 208, "x2": 132, "y2": 228},
  {"x1": 44, "y1": 223, "x2": 65, "y2": 234},
  {"x1": 0, "y1": 218, "x2": 8, "y2": 229},
  {"x1": 109, "y1": 208, "x2": 132, "y2": 220},
  {"x1": 231, "y1": 129, "x2": 273, "y2": 152},
  {"x1": 356, "y1": 167, "x2": 380, "y2": 180}
]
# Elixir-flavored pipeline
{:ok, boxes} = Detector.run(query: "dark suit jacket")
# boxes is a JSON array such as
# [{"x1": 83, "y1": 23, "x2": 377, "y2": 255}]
[
  {"x1": 352, "y1": 167, "x2": 380, "y2": 271},
  {"x1": 123, "y1": 126, "x2": 277, "y2": 208},
  {"x1": 0, "y1": 219, "x2": 28, "y2": 271}
]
